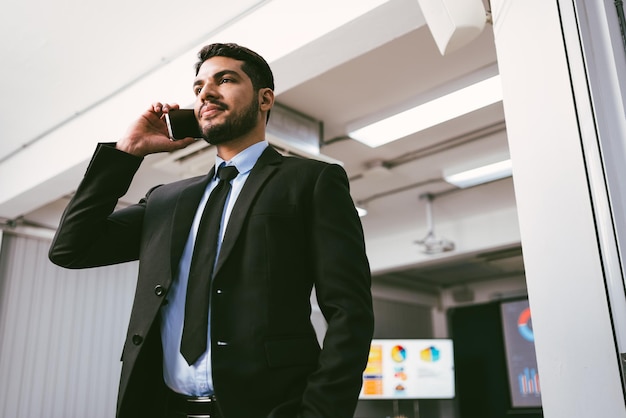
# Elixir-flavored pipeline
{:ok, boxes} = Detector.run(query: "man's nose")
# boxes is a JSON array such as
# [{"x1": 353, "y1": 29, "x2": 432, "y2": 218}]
[{"x1": 199, "y1": 83, "x2": 219, "y2": 101}]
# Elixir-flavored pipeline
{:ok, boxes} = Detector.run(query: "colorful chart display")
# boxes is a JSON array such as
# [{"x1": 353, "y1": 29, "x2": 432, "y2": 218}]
[
  {"x1": 501, "y1": 299, "x2": 542, "y2": 408},
  {"x1": 360, "y1": 339, "x2": 455, "y2": 399}
]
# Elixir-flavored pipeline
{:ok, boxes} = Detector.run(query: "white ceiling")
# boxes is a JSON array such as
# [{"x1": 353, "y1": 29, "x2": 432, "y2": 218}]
[{"x1": 0, "y1": 0, "x2": 524, "y2": 289}]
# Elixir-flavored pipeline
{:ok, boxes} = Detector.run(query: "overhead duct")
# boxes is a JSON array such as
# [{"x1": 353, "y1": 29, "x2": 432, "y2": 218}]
[
  {"x1": 152, "y1": 103, "x2": 341, "y2": 177},
  {"x1": 416, "y1": 0, "x2": 489, "y2": 55},
  {"x1": 415, "y1": 193, "x2": 455, "y2": 254}
]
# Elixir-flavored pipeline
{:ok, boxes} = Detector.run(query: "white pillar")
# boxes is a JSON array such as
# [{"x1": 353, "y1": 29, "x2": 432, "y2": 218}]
[{"x1": 492, "y1": 0, "x2": 626, "y2": 416}]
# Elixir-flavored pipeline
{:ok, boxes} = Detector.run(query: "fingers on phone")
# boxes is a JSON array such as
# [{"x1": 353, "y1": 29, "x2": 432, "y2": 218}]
[{"x1": 151, "y1": 102, "x2": 181, "y2": 114}]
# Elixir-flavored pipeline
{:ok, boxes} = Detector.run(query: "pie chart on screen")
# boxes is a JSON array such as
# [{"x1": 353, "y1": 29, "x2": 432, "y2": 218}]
[
  {"x1": 517, "y1": 307, "x2": 534, "y2": 342},
  {"x1": 420, "y1": 346, "x2": 441, "y2": 362},
  {"x1": 391, "y1": 345, "x2": 406, "y2": 362}
]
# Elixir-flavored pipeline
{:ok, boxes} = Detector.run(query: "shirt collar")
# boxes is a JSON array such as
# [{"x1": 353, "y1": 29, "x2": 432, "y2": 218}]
[{"x1": 214, "y1": 140, "x2": 269, "y2": 179}]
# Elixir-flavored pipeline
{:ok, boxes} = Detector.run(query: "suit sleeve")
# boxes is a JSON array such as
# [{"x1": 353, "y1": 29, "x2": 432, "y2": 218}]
[
  {"x1": 300, "y1": 164, "x2": 375, "y2": 418},
  {"x1": 49, "y1": 143, "x2": 147, "y2": 269}
]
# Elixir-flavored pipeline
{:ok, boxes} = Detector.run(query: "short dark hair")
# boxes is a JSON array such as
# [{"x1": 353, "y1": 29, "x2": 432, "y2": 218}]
[
  {"x1": 195, "y1": 43, "x2": 274, "y2": 123},
  {"x1": 195, "y1": 43, "x2": 275, "y2": 92}
]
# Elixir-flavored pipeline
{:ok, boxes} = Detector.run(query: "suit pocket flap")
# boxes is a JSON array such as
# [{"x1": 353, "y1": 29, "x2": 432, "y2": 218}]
[{"x1": 264, "y1": 336, "x2": 320, "y2": 368}]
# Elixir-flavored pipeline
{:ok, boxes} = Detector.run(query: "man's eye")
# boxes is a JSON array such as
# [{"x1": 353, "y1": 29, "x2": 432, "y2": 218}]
[
  {"x1": 220, "y1": 78, "x2": 232, "y2": 84},
  {"x1": 194, "y1": 87, "x2": 202, "y2": 95}
]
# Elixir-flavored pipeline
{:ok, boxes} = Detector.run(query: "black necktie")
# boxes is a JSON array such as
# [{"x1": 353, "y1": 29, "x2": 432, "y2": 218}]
[{"x1": 180, "y1": 164, "x2": 239, "y2": 365}]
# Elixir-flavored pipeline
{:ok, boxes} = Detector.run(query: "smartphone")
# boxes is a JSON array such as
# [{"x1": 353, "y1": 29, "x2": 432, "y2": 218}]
[{"x1": 165, "y1": 109, "x2": 202, "y2": 140}]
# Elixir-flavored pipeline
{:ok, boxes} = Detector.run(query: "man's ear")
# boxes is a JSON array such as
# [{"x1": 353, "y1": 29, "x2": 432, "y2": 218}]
[{"x1": 259, "y1": 88, "x2": 274, "y2": 112}]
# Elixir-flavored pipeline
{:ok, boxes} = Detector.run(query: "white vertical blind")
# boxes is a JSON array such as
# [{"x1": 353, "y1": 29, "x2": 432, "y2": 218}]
[{"x1": 0, "y1": 232, "x2": 138, "y2": 418}]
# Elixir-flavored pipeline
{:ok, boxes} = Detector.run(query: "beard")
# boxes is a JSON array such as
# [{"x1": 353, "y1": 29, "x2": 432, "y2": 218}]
[{"x1": 201, "y1": 97, "x2": 259, "y2": 145}]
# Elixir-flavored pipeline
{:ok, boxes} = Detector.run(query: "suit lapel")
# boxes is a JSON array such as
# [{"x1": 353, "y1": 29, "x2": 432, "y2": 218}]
[
  {"x1": 169, "y1": 170, "x2": 213, "y2": 278},
  {"x1": 214, "y1": 146, "x2": 282, "y2": 276}
]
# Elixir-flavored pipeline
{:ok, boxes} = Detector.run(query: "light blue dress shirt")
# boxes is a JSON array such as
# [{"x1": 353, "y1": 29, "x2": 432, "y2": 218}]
[{"x1": 160, "y1": 140, "x2": 268, "y2": 396}]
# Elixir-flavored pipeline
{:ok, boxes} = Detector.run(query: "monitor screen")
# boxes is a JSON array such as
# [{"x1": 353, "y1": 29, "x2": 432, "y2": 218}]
[
  {"x1": 359, "y1": 339, "x2": 455, "y2": 399},
  {"x1": 500, "y1": 299, "x2": 542, "y2": 408}
]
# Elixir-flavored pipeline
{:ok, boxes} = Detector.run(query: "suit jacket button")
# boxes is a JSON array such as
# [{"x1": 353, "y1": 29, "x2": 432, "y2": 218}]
[
  {"x1": 154, "y1": 285, "x2": 165, "y2": 296},
  {"x1": 132, "y1": 334, "x2": 143, "y2": 345}
]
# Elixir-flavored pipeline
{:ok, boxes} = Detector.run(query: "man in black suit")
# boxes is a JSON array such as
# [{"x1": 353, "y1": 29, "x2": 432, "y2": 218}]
[{"x1": 49, "y1": 43, "x2": 374, "y2": 418}]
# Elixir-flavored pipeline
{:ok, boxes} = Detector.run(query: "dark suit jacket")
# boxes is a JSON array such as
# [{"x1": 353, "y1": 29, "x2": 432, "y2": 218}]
[{"x1": 49, "y1": 143, "x2": 374, "y2": 418}]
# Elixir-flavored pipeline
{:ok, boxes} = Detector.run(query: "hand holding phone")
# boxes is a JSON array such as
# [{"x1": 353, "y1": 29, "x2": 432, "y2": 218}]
[{"x1": 165, "y1": 109, "x2": 202, "y2": 140}]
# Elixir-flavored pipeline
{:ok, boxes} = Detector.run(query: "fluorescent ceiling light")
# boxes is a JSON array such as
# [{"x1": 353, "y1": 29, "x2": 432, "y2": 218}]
[
  {"x1": 348, "y1": 74, "x2": 503, "y2": 147},
  {"x1": 356, "y1": 206, "x2": 368, "y2": 217},
  {"x1": 444, "y1": 159, "x2": 512, "y2": 188}
]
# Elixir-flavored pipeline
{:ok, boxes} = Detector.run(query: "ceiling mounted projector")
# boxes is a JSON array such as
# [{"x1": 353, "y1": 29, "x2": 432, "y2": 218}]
[
  {"x1": 416, "y1": 230, "x2": 456, "y2": 254},
  {"x1": 414, "y1": 193, "x2": 455, "y2": 254}
]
